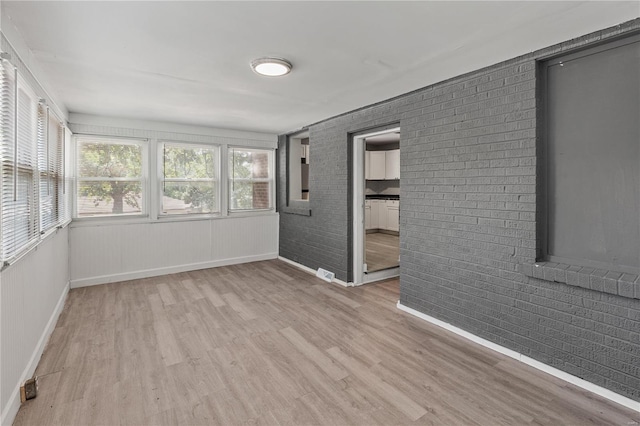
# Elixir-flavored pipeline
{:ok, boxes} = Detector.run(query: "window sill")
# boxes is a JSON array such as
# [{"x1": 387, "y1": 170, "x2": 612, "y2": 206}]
[
  {"x1": 280, "y1": 200, "x2": 312, "y2": 217},
  {"x1": 70, "y1": 211, "x2": 278, "y2": 227},
  {"x1": 518, "y1": 261, "x2": 640, "y2": 300},
  {"x1": 280, "y1": 206, "x2": 312, "y2": 217}
]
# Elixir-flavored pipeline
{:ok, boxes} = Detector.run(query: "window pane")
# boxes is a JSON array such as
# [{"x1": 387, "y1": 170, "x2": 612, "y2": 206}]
[
  {"x1": 229, "y1": 149, "x2": 253, "y2": 179},
  {"x1": 164, "y1": 145, "x2": 216, "y2": 179},
  {"x1": 1, "y1": 75, "x2": 40, "y2": 260},
  {"x1": 161, "y1": 143, "x2": 219, "y2": 216},
  {"x1": 229, "y1": 149, "x2": 270, "y2": 179},
  {"x1": 2, "y1": 169, "x2": 38, "y2": 259},
  {"x1": 77, "y1": 181, "x2": 143, "y2": 217},
  {"x1": 162, "y1": 181, "x2": 218, "y2": 214},
  {"x1": 229, "y1": 181, "x2": 271, "y2": 210},
  {"x1": 78, "y1": 142, "x2": 142, "y2": 178},
  {"x1": 229, "y1": 148, "x2": 273, "y2": 211},
  {"x1": 76, "y1": 138, "x2": 145, "y2": 218}
]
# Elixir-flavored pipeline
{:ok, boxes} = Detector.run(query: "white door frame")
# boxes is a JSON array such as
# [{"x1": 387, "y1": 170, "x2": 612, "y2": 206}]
[{"x1": 352, "y1": 127, "x2": 400, "y2": 286}]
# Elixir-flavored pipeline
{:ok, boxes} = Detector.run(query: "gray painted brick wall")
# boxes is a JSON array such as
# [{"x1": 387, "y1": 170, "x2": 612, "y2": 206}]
[{"x1": 278, "y1": 19, "x2": 640, "y2": 401}]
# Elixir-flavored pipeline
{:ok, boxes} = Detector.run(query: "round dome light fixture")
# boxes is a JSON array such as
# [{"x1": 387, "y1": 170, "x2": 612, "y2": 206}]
[{"x1": 250, "y1": 57, "x2": 292, "y2": 77}]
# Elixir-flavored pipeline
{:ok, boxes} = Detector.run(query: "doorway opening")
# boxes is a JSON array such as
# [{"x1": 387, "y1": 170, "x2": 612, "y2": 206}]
[{"x1": 353, "y1": 127, "x2": 400, "y2": 285}]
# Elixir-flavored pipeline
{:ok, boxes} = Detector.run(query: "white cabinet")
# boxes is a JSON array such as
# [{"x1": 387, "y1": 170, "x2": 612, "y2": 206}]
[
  {"x1": 365, "y1": 149, "x2": 399, "y2": 180},
  {"x1": 368, "y1": 151, "x2": 386, "y2": 180},
  {"x1": 370, "y1": 200, "x2": 380, "y2": 229},
  {"x1": 365, "y1": 200, "x2": 380, "y2": 230},
  {"x1": 386, "y1": 200, "x2": 399, "y2": 231},
  {"x1": 365, "y1": 151, "x2": 370, "y2": 180},
  {"x1": 385, "y1": 149, "x2": 400, "y2": 180},
  {"x1": 377, "y1": 201, "x2": 388, "y2": 230},
  {"x1": 365, "y1": 199, "x2": 399, "y2": 232}
]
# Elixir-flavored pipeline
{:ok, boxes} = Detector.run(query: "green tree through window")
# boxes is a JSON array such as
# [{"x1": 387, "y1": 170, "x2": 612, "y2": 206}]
[
  {"x1": 77, "y1": 139, "x2": 144, "y2": 216},
  {"x1": 162, "y1": 144, "x2": 218, "y2": 215},
  {"x1": 229, "y1": 148, "x2": 272, "y2": 211}
]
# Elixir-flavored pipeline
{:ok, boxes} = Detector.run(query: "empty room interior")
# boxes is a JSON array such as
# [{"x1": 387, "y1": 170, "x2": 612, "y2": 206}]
[{"x1": 1, "y1": 1, "x2": 639, "y2": 425}]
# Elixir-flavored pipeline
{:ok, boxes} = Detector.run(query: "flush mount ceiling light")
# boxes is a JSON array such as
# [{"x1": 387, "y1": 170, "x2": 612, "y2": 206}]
[{"x1": 250, "y1": 57, "x2": 292, "y2": 77}]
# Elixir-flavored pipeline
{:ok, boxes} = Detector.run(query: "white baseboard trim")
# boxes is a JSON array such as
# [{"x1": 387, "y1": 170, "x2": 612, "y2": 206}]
[
  {"x1": 1, "y1": 282, "x2": 70, "y2": 426},
  {"x1": 70, "y1": 253, "x2": 278, "y2": 288},
  {"x1": 277, "y1": 256, "x2": 352, "y2": 287},
  {"x1": 396, "y1": 302, "x2": 640, "y2": 413}
]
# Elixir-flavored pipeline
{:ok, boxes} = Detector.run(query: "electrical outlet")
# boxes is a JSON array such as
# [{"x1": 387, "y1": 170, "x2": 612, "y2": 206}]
[{"x1": 20, "y1": 377, "x2": 38, "y2": 403}]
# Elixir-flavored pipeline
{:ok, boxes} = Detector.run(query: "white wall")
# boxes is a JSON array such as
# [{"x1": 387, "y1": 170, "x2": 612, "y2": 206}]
[
  {"x1": 70, "y1": 214, "x2": 278, "y2": 287},
  {"x1": 0, "y1": 228, "x2": 70, "y2": 425},
  {"x1": 67, "y1": 114, "x2": 279, "y2": 287},
  {"x1": 0, "y1": 13, "x2": 72, "y2": 425},
  {"x1": 0, "y1": 17, "x2": 279, "y2": 423},
  {"x1": 1, "y1": 9, "x2": 68, "y2": 121}
]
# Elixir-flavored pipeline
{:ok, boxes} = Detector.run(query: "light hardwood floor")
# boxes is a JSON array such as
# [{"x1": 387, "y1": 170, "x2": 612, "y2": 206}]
[
  {"x1": 366, "y1": 232, "x2": 399, "y2": 272},
  {"x1": 14, "y1": 260, "x2": 639, "y2": 425}
]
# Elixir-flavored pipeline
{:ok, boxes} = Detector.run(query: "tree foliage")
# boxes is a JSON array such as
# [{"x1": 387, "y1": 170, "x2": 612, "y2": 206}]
[
  {"x1": 163, "y1": 145, "x2": 216, "y2": 213},
  {"x1": 78, "y1": 142, "x2": 142, "y2": 214},
  {"x1": 229, "y1": 149, "x2": 255, "y2": 210},
  {"x1": 229, "y1": 149, "x2": 270, "y2": 210},
  {"x1": 79, "y1": 143, "x2": 268, "y2": 214}
]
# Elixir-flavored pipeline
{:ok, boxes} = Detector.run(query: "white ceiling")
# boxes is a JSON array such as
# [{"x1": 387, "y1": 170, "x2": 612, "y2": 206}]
[
  {"x1": 366, "y1": 132, "x2": 400, "y2": 145},
  {"x1": 2, "y1": 1, "x2": 638, "y2": 134}
]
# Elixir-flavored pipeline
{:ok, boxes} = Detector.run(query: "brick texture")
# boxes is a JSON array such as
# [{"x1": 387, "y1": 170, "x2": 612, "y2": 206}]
[
  {"x1": 278, "y1": 19, "x2": 640, "y2": 402},
  {"x1": 251, "y1": 152, "x2": 270, "y2": 209}
]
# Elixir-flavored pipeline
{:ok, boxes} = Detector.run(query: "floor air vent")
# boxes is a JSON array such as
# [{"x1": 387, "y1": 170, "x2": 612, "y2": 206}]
[{"x1": 316, "y1": 268, "x2": 335, "y2": 283}]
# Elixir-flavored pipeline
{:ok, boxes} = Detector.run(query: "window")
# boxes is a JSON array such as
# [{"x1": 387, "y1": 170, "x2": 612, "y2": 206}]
[
  {"x1": 287, "y1": 131, "x2": 310, "y2": 203},
  {"x1": 38, "y1": 103, "x2": 65, "y2": 233},
  {"x1": 542, "y1": 35, "x2": 639, "y2": 274},
  {"x1": 228, "y1": 147, "x2": 274, "y2": 211},
  {"x1": 0, "y1": 62, "x2": 40, "y2": 261},
  {"x1": 160, "y1": 142, "x2": 219, "y2": 215},
  {"x1": 0, "y1": 57, "x2": 70, "y2": 263},
  {"x1": 76, "y1": 137, "x2": 146, "y2": 217}
]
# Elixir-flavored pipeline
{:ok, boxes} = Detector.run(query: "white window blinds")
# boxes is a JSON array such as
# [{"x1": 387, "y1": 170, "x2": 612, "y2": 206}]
[
  {"x1": 0, "y1": 59, "x2": 40, "y2": 261},
  {"x1": 38, "y1": 103, "x2": 64, "y2": 232},
  {"x1": 0, "y1": 57, "x2": 69, "y2": 264}
]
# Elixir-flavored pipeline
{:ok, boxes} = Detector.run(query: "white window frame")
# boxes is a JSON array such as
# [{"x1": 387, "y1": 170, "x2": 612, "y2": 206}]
[
  {"x1": 38, "y1": 103, "x2": 65, "y2": 236},
  {"x1": 74, "y1": 136, "x2": 148, "y2": 219},
  {"x1": 158, "y1": 141, "x2": 221, "y2": 217},
  {"x1": 287, "y1": 130, "x2": 310, "y2": 206},
  {"x1": 228, "y1": 146, "x2": 275, "y2": 213},
  {"x1": 0, "y1": 72, "x2": 41, "y2": 262}
]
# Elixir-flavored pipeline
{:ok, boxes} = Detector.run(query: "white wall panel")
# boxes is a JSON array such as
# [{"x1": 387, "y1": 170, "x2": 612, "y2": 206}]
[
  {"x1": 69, "y1": 214, "x2": 279, "y2": 287},
  {"x1": 69, "y1": 113, "x2": 277, "y2": 149},
  {"x1": 1, "y1": 228, "x2": 69, "y2": 425}
]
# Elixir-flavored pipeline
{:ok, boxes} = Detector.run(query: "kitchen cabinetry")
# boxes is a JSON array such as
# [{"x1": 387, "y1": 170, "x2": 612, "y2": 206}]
[
  {"x1": 365, "y1": 149, "x2": 399, "y2": 180},
  {"x1": 365, "y1": 199, "x2": 399, "y2": 231},
  {"x1": 368, "y1": 151, "x2": 386, "y2": 180},
  {"x1": 377, "y1": 201, "x2": 388, "y2": 230},
  {"x1": 365, "y1": 200, "x2": 380, "y2": 230},
  {"x1": 385, "y1": 150, "x2": 400, "y2": 180},
  {"x1": 386, "y1": 200, "x2": 399, "y2": 231},
  {"x1": 365, "y1": 151, "x2": 370, "y2": 180}
]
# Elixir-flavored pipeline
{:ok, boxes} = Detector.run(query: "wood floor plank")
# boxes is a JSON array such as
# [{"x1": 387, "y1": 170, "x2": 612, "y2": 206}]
[
  {"x1": 157, "y1": 282, "x2": 177, "y2": 306},
  {"x1": 327, "y1": 346, "x2": 428, "y2": 421},
  {"x1": 14, "y1": 259, "x2": 640, "y2": 426},
  {"x1": 222, "y1": 291, "x2": 258, "y2": 320},
  {"x1": 153, "y1": 319, "x2": 185, "y2": 366},
  {"x1": 366, "y1": 232, "x2": 399, "y2": 272},
  {"x1": 311, "y1": 283, "x2": 362, "y2": 308},
  {"x1": 279, "y1": 326, "x2": 349, "y2": 381},
  {"x1": 198, "y1": 282, "x2": 226, "y2": 307}
]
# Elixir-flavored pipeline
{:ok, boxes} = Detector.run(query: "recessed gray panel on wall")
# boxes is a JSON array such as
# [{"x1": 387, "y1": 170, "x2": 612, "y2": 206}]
[{"x1": 546, "y1": 38, "x2": 640, "y2": 272}]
